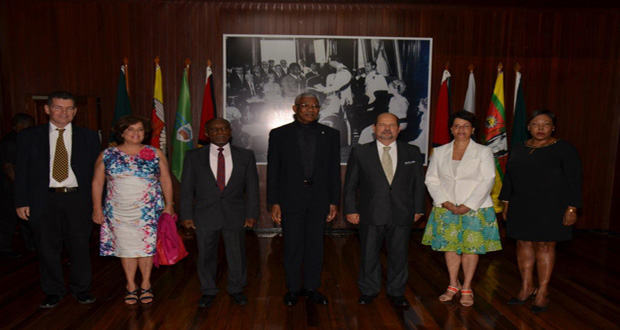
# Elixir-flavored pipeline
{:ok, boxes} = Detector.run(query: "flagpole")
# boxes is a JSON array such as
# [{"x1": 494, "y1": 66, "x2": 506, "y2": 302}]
[
  {"x1": 123, "y1": 57, "x2": 130, "y2": 96},
  {"x1": 513, "y1": 62, "x2": 521, "y2": 111}
]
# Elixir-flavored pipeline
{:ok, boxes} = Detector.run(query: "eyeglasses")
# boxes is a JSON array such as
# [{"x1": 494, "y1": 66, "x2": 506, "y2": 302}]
[
  {"x1": 50, "y1": 105, "x2": 76, "y2": 112},
  {"x1": 296, "y1": 104, "x2": 321, "y2": 109},
  {"x1": 452, "y1": 125, "x2": 472, "y2": 130}
]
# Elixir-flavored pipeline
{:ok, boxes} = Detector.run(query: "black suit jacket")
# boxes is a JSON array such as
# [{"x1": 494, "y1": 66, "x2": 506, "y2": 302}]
[
  {"x1": 179, "y1": 144, "x2": 259, "y2": 231},
  {"x1": 343, "y1": 140, "x2": 425, "y2": 226},
  {"x1": 14, "y1": 124, "x2": 101, "y2": 223},
  {"x1": 267, "y1": 121, "x2": 341, "y2": 214}
]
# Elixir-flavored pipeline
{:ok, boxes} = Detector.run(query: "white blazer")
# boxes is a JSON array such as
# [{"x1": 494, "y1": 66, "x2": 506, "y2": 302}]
[{"x1": 425, "y1": 140, "x2": 495, "y2": 211}]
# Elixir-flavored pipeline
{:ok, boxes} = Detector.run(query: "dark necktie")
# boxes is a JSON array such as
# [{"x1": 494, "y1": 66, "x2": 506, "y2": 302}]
[
  {"x1": 52, "y1": 128, "x2": 69, "y2": 182},
  {"x1": 217, "y1": 147, "x2": 225, "y2": 191}
]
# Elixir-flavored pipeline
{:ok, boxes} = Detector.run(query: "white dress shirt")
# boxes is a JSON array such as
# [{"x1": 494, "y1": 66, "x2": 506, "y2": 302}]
[
  {"x1": 376, "y1": 140, "x2": 397, "y2": 174},
  {"x1": 209, "y1": 143, "x2": 233, "y2": 185},
  {"x1": 49, "y1": 122, "x2": 78, "y2": 188}
]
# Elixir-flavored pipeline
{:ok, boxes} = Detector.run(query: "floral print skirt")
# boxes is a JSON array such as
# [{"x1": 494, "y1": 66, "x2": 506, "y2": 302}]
[{"x1": 422, "y1": 206, "x2": 502, "y2": 255}]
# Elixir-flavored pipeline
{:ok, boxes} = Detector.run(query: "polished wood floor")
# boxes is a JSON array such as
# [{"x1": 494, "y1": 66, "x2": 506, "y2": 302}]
[{"x1": 1, "y1": 228, "x2": 619, "y2": 329}]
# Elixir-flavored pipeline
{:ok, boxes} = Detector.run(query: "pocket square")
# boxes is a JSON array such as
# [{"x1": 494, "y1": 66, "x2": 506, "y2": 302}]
[{"x1": 404, "y1": 160, "x2": 416, "y2": 165}]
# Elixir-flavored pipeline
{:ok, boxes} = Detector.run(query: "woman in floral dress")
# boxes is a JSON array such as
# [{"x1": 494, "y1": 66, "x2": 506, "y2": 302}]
[
  {"x1": 422, "y1": 111, "x2": 501, "y2": 306},
  {"x1": 92, "y1": 115, "x2": 174, "y2": 305}
]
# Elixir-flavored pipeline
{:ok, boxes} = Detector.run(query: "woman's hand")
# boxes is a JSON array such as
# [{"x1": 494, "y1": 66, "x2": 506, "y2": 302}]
[
  {"x1": 563, "y1": 207, "x2": 578, "y2": 226},
  {"x1": 452, "y1": 205, "x2": 471, "y2": 215},
  {"x1": 163, "y1": 203, "x2": 175, "y2": 216},
  {"x1": 92, "y1": 208, "x2": 104, "y2": 225},
  {"x1": 441, "y1": 201, "x2": 457, "y2": 212},
  {"x1": 502, "y1": 201, "x2": 509, "y2": 221}
]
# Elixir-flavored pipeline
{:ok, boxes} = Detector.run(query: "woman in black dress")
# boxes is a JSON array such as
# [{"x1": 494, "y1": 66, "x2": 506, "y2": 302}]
[{"x1": 499, "y1": 110, "x2": 582, "y2": 313}]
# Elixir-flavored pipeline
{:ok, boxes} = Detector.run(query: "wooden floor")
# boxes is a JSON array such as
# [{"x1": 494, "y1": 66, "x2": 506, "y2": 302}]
[{"x1": 1, "y1": 228, "x2": 619, "y2": 330}]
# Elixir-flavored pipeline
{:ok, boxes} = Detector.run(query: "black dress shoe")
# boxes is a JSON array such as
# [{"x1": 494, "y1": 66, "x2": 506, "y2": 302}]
[
  {"x1": 230, "y1": 292, "x2": 248, "y2": 305},
  {"x1": 387, "y1": 295, "x2": 410, "y2": 307},
  {"x1": 531, "y1": 304, "x2": 548, "y2": 313},
  {"x1": 304, "y1": 289, "x2": 329, "y2": 305},
  {"x1": 198, "y1": 295, "x2": 216, "y2": 308},
  {"x1": 73, "y1": 292, "x2": 96, "y2": 304},
  {"x1": 283, "y1": 291, "x2": 300, "y2": 306},
  {"x1": 40, "y1": 294, "x2": 63, "y2": 308},
  {"x1": 358, "y1": 294, "x2": 377, "y2": 305}
]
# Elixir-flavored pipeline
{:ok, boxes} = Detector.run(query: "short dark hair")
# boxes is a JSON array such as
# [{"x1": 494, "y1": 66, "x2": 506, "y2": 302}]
[
  {"x1": 47, "y1": 91, "x2": 76, "y2": 106},
  {"x1": 329, "y1": 55, "x2": 341, "y2": 63},
  {"x1": 528, "y1": 109, "x2": 556, "y2": 126},
  {"x1": 448, "y1": 110, "x2": 478, "y2": 131},
  {"x1": 205, "y1": 117, "x2": 231, "y2": 131},
  {"x1": 11, "y1": 113, "x2": 35, "y2": 127},
  {"x1": 366, "y1": 61, "x2": 377, "y2": 68},
  {"x1": 288, "y1": 63, "x2": 301, "y2": 71},
  {"x1": 112, "y1": 115, "x2": 152, "y2": 145}
]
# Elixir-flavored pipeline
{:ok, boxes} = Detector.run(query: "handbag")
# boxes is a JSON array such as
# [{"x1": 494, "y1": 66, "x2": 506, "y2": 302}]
[{"x1": 153, "y1": 213, "x2": 188, "y2": 267}]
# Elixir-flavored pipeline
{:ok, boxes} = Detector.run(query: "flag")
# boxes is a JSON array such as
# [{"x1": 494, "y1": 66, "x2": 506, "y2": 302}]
[
  {"x1": 111, "y1": 65, "x2": 131, "y2": 142},
  {"x1": 171, "y1": 67, "x2": 192, "y2": 181},
  {"x1": 463, "y1": 70, "x2": 475, "y2": 113},
  {"x1": 511, "y1": 71, "x2": 528, "y2": 147},
  {"x1": 198, "y1": 63, "x2": 216, "y2": 145},
  {"x1": 432, "y1": 69, "x2": 451, "y2": 147},
  {"x1": 483, "y1": 68, "x2": 508, "y2": 213},
  {"x1": 150, "y1": 62, "x2": 167, "y2": 153}
]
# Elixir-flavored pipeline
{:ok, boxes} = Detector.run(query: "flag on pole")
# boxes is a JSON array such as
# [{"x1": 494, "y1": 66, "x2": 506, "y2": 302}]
[
  {"x1": 483, "y1": 64, "x2": 508, "y2": 213},
  {"x1": 511, "y1": 66, "x2": 528, "y2": 147},
  {"x1": 111, "y1": 61, "x2": 131, "y2": 142},
  {"x1": 432, "y1": 68, "x2": 451, "y2": 147},
  {"x1": 198, "y1": 61, "x2": 217, "y2": 146},
  {"x1": 171, "y1": 61, "x2": 193, "y2": 181},
  {"x1": 463, "y1": 66, "x2": 476, "y2": 113},
  {"x1": 150, "y1": 58, "x2": 167, "y2": 153}
]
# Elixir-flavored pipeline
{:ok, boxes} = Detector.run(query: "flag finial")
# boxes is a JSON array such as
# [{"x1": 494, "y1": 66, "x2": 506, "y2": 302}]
[
  {"x1": 514, "y1": 62, "x2": 521, "y2": 72},
  {"x1": 468, "y1": 63, "x2": 474, "y2": 72},
  {"x1": 154, "y1": 56, "x2": 160, "y2": 65},
  {"x1": 497, "y1": 62, "x2": 503, "y2": 71},
  {"x1": 185, "y1": 58, "x2": 191, "y2": 68},
  {"x1": 207, "y1": 59, "x2": 212, "y2": 67},
  {"x1": 123, "y1": 57, "x2": 129, "y2": 65},
  {"x1": 444, "y1": 62, "x2": 450, "y2": 70}
]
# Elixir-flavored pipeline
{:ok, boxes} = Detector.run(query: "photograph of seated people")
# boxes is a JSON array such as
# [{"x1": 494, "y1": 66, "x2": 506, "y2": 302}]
[{"x1": 223, "y1": 36, "x2": 431, "y2": 163}]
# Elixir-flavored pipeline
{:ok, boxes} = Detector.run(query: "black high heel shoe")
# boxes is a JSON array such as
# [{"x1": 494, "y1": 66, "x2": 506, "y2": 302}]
[
  {"x1": 507, "y1": 289, "x2": 537, "y2": 305},
  {"x1": 531, "y1": 303, "x2": 548, "y2": 313}
]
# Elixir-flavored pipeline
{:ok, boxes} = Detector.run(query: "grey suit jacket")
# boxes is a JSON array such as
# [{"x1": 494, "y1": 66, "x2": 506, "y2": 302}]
[
  {"x1": 343, "y1": 140, "x2": 425, "y2": 226},
  {"x1": 179, "y1": 144, "x2": 259, "y2": 231}
]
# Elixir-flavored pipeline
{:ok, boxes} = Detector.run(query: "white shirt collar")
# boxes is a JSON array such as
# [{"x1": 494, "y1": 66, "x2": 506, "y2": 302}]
[{"x1": 49, "y1": 122, "x2": 73, "y2": 133}]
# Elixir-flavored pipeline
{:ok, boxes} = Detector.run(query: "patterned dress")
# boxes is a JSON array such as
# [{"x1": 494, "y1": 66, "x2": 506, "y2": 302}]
[{"x1": 100, "y1": 145, "x2": 164, "y2": 257}]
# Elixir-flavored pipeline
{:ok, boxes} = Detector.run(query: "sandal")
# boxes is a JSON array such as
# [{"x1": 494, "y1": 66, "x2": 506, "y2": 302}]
[
  {"x1": 460, "y1": 289, "x2": 474, "y2": 307},
  {"x1": 140, "y1": 288, "x2": 154, "y2": 304},
  {"x1": 439, "y1": 285, "x2": 460, "y2": 302},
  {"x1": 124, "y1": 289, "x2": 139, "y2": 305}
]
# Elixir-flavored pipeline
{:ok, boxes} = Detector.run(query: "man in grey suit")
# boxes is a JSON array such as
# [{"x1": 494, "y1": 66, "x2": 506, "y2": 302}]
[
  {"x1": 180, "y1": 118, "x2": 259, "y2": 308},
  {"x1": 343, "y1": 112, "x2": 425, "y2": 307}
]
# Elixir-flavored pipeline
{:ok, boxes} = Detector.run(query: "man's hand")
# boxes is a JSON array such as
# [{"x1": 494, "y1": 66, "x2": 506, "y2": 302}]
[
  {"x1": 92, "y1": 208, "x2": 104, "y2": 225},
  {"x1": 326, "y1": 205, "x2": 338, "y2": 222},
  {"x1": 182, "y1": 220, "x2": 196, "y2": 229},
  {"x1": 414, "y1": 213, "x2": 423, "y2": 222},
  {"x1": 16, "y1": 207, "x2": 30, "y2": 221},
  {"x1": 346, "y1": 213, "x2": 360, "y2": 225},
  {"x1": 244, "y1": 218, "x2": 257, "y2": 228},
  {"x1": 271, "y1": 204, "x2": 282, "y2": 225}
]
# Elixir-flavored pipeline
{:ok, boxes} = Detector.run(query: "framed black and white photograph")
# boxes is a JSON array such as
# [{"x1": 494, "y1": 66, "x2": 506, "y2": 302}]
[{"x1": 223, "y1": 34, "x2": 433, "y2": 164}]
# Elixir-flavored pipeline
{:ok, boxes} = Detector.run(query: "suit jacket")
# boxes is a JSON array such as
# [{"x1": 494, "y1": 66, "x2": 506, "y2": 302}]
[
  {"x1": 14, "y1": 124, "x2": 100, "y2": 223},
  {"x1": 343, "y1": 140, "x2": 425, "y2": 226},
  {"x1": 180, "y1": 144, "x2": 259, "y2": 231},
  {"x1": 267, "y1": 121, "x2": 341, "y2": 214},
  {"x1": 425, "y1": 140, "x2": 495, "y2": 210},
  {"x1": 280, "y1": 74, "x2": 305, "y2": 98}
]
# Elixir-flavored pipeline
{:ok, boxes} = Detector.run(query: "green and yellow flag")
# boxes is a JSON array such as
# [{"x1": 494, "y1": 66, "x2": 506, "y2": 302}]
[
  {"x1": 483, "y1": 65, "x2": 508, "y2": 213},
  {"x1": 171, "y1": 63, "x2": 192, "y2": 181}
]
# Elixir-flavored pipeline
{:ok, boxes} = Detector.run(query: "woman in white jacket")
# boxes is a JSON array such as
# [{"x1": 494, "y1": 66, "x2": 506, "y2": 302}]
[{"x1": 422, "y1": 111, "x2": 502, "y2": 306}]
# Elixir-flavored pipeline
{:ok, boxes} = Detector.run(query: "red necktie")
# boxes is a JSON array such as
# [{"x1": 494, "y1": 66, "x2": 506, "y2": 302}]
[{"x1": 217, "y1": 147, "x2": 225, "y2": 191}]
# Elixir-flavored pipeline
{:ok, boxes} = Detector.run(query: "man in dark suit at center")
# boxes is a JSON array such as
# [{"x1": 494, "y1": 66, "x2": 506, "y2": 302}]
[
  {"x1": 267, "y1": 93, "x2": 341, "y2": 306},
  {"x1": 343, "y1": 112, "x2": 425, "y2": 307},
  {"x1": 180, "y1": 118, "x2": 259, "y2": 308},
  {"x1": 15, "y1": 91, "x2": 101, "y2": 308}
]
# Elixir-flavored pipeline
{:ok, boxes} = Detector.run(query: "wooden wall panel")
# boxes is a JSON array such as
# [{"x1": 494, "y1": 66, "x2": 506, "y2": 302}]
[{"x1": 0, "y1": 1, "x2": 618, "y2": 230}]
